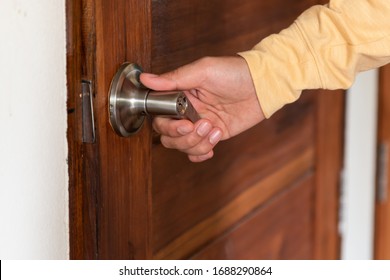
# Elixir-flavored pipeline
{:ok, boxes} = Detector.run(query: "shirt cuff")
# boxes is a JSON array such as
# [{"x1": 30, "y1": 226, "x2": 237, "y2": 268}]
[{"x1": 238, "y1": 21, "x2": 321, "y2": 118}]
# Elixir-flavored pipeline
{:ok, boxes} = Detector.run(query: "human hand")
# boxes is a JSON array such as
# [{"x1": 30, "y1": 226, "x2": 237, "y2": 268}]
[{"x1": 140, "y1": 56, "x2": 265, "y2": 162}]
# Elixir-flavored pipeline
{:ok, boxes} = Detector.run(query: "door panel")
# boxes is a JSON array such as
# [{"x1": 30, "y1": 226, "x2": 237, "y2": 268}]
[
  {"x1": 151, "y1": 0, "x2": 320, "y2": 72},
  {"x1": 66, "y1": 0, "x2": 343, "y2": 259},
  {"x1": 152, "y1": 94, "x2": 316, "y2": 258},
  {"x1": 192, "y1": 173, "x2": 315, "y2": 260}
]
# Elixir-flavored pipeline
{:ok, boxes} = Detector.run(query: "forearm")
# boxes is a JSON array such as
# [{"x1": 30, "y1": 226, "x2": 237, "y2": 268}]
[{"x1": 239, "y1": 0, "x2": 390, "y2": 118}]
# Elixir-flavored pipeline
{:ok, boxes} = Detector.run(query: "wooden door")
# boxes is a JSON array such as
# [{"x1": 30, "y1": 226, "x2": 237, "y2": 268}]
[
  {"x1": 66, "y1": 0, "x2": 344, "y2": 259},
  {"x1": 375, "y1": 64, "x2": 390, "y2": 259}
]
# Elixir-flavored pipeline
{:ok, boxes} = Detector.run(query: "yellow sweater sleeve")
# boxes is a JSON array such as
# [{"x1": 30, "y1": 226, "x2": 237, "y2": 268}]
[{"x1": 239, "y1": 0, "x2": 390, "y2": 118}]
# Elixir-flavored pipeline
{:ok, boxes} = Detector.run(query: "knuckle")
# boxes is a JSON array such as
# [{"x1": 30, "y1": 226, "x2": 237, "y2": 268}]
[
  {"x1": 185, "y1": 143, "x2": 212, "y2": 156},
  {"x1": 196, "y1": 144, "x2": 212, "y2": 155},
  {"x1": 160, "y1": 136, "x2": 174, "y2": 149},
  {"x1": 153, "y1": 118, "x2": 178, "y2": 137},
  {"x1": 185, "y1": 134, "x2": 201, "y2": 147}
]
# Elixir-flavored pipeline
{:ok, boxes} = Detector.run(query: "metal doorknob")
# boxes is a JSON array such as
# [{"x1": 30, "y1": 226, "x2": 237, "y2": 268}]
[{"x1": 108, "y1": 63, "x2": 200, "y2": 137}]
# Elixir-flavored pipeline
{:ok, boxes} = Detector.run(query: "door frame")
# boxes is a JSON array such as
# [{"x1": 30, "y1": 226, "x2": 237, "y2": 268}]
[{"x1": 375, "y1": 64, "x2": 390, "y2": 259}]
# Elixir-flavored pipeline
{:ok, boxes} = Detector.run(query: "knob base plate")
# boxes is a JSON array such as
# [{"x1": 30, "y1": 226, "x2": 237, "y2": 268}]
[{"x1": 108, "y1": 63, "x2": 147, "y2": 137}]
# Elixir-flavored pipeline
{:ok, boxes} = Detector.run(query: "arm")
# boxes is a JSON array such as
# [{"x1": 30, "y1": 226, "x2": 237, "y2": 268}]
[
  {"x1": 240, "y1": 0, "x2": 390, "y2": 117},
  {"x1": 141, "y1": 0, "x2": 390, "y2": 162}
]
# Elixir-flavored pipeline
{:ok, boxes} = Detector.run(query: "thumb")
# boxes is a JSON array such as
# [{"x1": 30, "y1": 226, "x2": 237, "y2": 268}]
[
  {"x1": 140, "y1": 59, "x2": 206, "y2": 92},
  {"x1": 140, "y1": 72, "x2": 178, "y2": 91}
]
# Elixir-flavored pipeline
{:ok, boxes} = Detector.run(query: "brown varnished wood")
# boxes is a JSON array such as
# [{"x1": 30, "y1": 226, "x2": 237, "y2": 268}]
[
  {"x1": 375, "y1": 65, "x2": 390, "y2": 259},
  {"x1": 151, "y1": 0, "x2": 321, "y2": 72},
  {"x1": 192, "y1": 173, "x2": 315, "y2": 259},
  {"x1": 67, "y1": 0, "x2": 83, "y2": 259},
  {"x1": 67, "y1": 0, "x2": 98, "y2": 259},
  {"x1": 314, "y1": 90, "x2": 345, "y2": 259},
  {"x1": 152, "y1": 94, "x2": 316, "y2": 257},
  {"x1": 67, "y1": 0, "x2": 343, "y2": 260},
  {"x1": 93, "y1": 0, "x2": 153, "y2": 259},
  {"x1": 67, "y1": 0, "x2": 153, "y2": 259},
  {"x1": 154, "y1": 145, "x2": 314, "y2": 259},
  {"x1": 150, "y1": 0, "x2": 331, "y2": 259}
]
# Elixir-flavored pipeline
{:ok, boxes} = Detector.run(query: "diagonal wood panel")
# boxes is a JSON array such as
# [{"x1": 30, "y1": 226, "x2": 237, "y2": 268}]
[
  {"x1": 192, "y1": 173, "x2": 315, "y2": 260},
  {"x1": 154, "y1": 146, "x2": 315, "y2": 259}
]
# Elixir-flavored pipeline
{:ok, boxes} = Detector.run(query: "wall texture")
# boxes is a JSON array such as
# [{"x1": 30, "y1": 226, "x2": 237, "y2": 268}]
[{"x1": 0, "y1": 0, "x2": 68, "y2": 259}]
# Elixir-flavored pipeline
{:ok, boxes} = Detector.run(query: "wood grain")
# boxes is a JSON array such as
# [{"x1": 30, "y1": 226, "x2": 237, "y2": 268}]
[
  {"x1": 92, "y1": 0, "x2": 153, "y2": 259},
  {"x1": 375, "y1": 65, "x2": 390, "y2": 259},
  {"x1": 192, "y1": 173, "x2": 315, "y2": 260},
  {"x1": 67, "y1": 0, "x2": 343, "y2": 260},
  {"x1": 66, "y1": 0, "x2": 98, "y2": 259},
  {"x1": 154, "y1": 146, "x2": 314, "y2": 259},
  {"x1": 150, "y1": 0, "x2": 323, "y2": 258},
  {"x1": 152, "y1": 94, "x2": 316, "y2": 255},
  {"x1": 151, "y1": 0, "x2": 320, "y2": 73},
  {"x1": 314, "y1": 90, "x2": 345, "y2": 259}
]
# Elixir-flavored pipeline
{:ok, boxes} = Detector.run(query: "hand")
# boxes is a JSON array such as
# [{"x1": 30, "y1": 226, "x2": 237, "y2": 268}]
[{"x1": 140, "y1": 56, "x2": 265, "y2": 162}]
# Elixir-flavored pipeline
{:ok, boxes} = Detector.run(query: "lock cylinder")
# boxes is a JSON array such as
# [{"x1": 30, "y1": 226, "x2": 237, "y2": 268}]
[{"x1": 145, "y1": 91, "x2": 188, "y2": 118}]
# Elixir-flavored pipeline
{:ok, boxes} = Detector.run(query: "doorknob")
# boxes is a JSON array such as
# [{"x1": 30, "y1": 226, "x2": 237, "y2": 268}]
[{"x1": 108, "y1": 63, "x2": 200, "y2": 137}]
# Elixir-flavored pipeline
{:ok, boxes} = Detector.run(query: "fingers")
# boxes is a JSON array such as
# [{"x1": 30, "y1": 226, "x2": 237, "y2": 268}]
[
  {"x1": 153, "y1": 117, "x2": 195, "y2": 137},
  {"x1": 153, "y1": 117, "x2": 223, "y2": 162},
  {"x1": 161, "y1": 124, "x2": 220, "y2": 154},
  {"x1": 188, "y1": 151, "x2": 214, "y2": 163}
]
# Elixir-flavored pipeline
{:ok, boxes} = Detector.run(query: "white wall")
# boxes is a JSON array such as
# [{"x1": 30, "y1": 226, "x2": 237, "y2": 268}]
[
  {"x1": 0, "y1": 0, "x2": 68, "y2": 259},
  {"x1": 341, "y1": 69, "x2": 378, "y2": 259}
]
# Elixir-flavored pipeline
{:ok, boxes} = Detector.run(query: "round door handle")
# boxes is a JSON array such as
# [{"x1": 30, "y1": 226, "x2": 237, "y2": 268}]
[{"x1": 108, "y1": 62, "x2": 200, "y2": 137}]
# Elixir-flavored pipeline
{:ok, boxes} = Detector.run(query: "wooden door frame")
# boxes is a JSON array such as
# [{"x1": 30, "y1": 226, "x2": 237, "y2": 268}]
[
  {"x1": 375, "y1": 65, "x2": 390, "y2": 259},
  {"x1": 66, "y1": 0, "x2": 99, "y2": 259},
  {"x1": 66, "y1": 0, "x2": 343, "y2": 260}
]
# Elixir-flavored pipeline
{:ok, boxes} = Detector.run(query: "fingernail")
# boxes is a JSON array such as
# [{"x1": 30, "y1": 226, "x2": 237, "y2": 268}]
[
  {"x1": 209, "y1": 130, "x2": 222, "y2": 145},
  {"x1": 177, "y1": 125, "x2": 193, "y2": 135},
  {"x1": 197, "y1": 122, "x2": 212, "y2": 137}
]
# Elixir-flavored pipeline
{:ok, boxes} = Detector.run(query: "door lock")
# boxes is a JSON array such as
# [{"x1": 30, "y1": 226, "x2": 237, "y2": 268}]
[{"x1": 108, "y1": 63, "x2": 200, "y2": 137}]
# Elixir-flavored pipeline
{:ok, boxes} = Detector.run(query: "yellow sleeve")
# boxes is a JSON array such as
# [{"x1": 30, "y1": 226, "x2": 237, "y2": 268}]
[{"x1": 239, "y1": 0, "x2": 390, "y2": 118}]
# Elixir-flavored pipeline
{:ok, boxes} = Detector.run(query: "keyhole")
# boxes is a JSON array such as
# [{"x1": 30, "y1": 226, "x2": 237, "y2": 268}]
[{"x1": 177, "y1": 96, "x2": 187, "y2": 115}]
